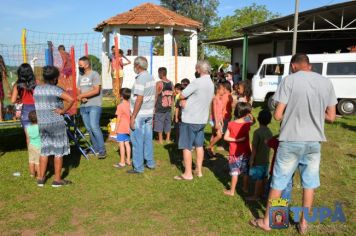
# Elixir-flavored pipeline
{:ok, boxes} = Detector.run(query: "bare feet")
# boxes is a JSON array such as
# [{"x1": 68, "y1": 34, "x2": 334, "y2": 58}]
[
  {"x1": 224, "y1": 189, "x2": 235, "y2": 196},
  {"x1": 297, "y1": 222, "x2": 308, "y2": 234},
  {"x1": 194, "y1": 170, "x2": 203, "y2": 178},
  {"x1": 249, "y1": 218, "x2": 271, "y2": 231}
]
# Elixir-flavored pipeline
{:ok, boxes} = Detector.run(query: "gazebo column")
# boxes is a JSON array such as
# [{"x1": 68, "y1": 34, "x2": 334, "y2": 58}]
[
  {"x1": 101, "y1": 30, "x2": 111, "y2": 89},
  {"x1": 164, "y1": 27, "x2": 173, "y2": 57},
  {"x1": 114, "y1": 28, "x2": 121, "y2": 49},
  {"x1": 132, "y1": 35, "x2": 139, "y2": 56},
  {"x1": 190, "y1": 30, "x2": 198, "y2": 60}
]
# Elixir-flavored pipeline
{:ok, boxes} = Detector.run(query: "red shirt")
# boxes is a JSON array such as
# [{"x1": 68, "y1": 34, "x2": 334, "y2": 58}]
[
  {"x1": 227, "y1": 121, "x2": 251, "y2": 157},
  {"x1": 267, "y1": 137, "x2": 279, "y2": 175},
  {"x1": 21, "y1": 89, "x2": 35, "y2": 105}
]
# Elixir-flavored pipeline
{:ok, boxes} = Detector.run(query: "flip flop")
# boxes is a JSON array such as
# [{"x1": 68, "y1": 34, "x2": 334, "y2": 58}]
[
  {"x1": 249, "y1": 219, "x2": 271, "y2": 232},
  {"x1": 113, "y1": 163, "x2": 126, "y2": 168},
  {"x1": 174, "y1": 175, "x2": 193, "y2": 181}
]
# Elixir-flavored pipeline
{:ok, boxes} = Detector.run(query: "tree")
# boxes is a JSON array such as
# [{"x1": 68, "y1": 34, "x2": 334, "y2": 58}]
[
  {"x1": 161, "y1": 0, "x2": 219, "y2": 38},
  {"x1": 207, "y1": 3, "x2": 280, "y2": 59},
  {"x1": 88, "y1": 55, "x2": 102, "y2": 74},
  {"x1": 159, "y1": 0, "x2": 220, "y2": 58}
]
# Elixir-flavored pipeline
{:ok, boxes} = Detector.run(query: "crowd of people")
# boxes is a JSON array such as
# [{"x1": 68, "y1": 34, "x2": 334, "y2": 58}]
[{"x1": 0, "y1": 51, "x2": 337, "y2": 234}]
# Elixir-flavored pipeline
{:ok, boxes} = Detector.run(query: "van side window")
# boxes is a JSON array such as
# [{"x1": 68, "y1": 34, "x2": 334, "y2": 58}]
[
  {"x1": 265, "y1": 64, "x2": 284, "y2": 76},
  {"x1": 311, "y1": 63, "x2": 323, "y2": 74},
  {"x1": 327, "y1": 62, "x2": 356, "y2": 75}
]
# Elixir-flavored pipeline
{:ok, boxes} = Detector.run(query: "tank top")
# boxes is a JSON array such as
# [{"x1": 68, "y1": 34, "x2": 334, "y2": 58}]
[
  {"x1": 21, "y1": 89, "x2": 35, "y2": 105},
  {"x1": 156, "y1": 80, "x2": 173, "y2": 113}
]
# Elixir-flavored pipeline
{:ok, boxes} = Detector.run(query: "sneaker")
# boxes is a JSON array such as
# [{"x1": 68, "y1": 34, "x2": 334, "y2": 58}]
[
  {"x1": 51, "y1": 179, "x2": 72, "y2": 188},
  {"x1": 37, "y1": 179, "x2": 45, "y2": 187},
  {"x1": 145, "y1": 165, "x2": 155, "y2": 170},
  {"x1": 85, "y1": 149, "x2": 98, "y2": 157},
  {"x1": 126, "y1": 169, "x2": 142, "y2": 174},
  {"x1": 98, "y1": 153, "x2": 107, "y2": 159}
]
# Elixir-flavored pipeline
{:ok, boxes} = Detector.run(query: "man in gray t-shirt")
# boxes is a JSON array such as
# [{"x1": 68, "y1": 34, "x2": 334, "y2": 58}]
[
  {"x1": 128, "y1": 56, "x2": 156, "y2": 174},
  {"x1": 251, "y1": 54, "x2": 337, "y2": 233},
  {"x1": 174, "y1": 60, "x2": 214, "y2": 181},
  {"x1": 77, "y1": 56, "x2": 106, "y2": 158}
]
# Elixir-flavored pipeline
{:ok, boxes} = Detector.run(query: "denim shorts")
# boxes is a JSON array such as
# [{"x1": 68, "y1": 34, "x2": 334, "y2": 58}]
[
  {"x1": 271, "y1": 141, "x2": 321, "y2": 190},
  {"x1": 116, "y1": 133, "x2": 130, "y2": 142},
  {"x1": 21, "y1": 104, "x2": 35, "y2": 128},
  {"x1": 178, "y1": 122, "x2": 206, "y2": 150},
  {"x1": 249, "y1": 165, "x2": 268, "y2": 180}
]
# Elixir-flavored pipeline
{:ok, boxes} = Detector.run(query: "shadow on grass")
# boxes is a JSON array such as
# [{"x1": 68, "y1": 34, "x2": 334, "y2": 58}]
[
  {"x1": 346, "y1": 153, "x2": 356, "y2": 159},
  {"x1": 0, "y1": 127, "x2": 27, "y2": 152},
  {"x1": 44, "y1": 146, "x2": 82, "y2": 181},
  {"x1": 340, "y1": 123, "x2": 356, "y2": 132},
  {"x1": 164, "y1": 143, "x2": 184, "y2": 172}
]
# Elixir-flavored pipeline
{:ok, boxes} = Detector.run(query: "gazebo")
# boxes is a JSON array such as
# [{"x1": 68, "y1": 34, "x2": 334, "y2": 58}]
[{"x1": 94, "y1": 2, "x2": 202, "y2": 89}]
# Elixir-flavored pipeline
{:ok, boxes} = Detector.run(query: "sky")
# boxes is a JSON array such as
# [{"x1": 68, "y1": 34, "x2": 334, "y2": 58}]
[{"x1": 0, "y1": 0, "x2": 349, "y2": 45}]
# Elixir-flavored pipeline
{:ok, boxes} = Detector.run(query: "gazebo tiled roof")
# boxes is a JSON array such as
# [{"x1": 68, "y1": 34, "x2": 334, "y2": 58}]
[{"x1": 94, "y1": 2, "x2": 202, "y2": 32}]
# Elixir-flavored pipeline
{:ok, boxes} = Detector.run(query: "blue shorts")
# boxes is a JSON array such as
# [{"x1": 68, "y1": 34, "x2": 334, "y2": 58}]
[
  {"x1": 271, "y1": 141, "x2": 321, "y2": 190},
  {"x1": 178, "y1": 122, "x2": 206, "y2": 150},
  {"x1": 228, "y1": 154, "x2": 249, "y2": 176},
  {"x1": 116, "y1": 133, "x2": 130, "y2": 142},
  {"x1": 249, "y1": 165, "x2": 268, "y2": 180}
]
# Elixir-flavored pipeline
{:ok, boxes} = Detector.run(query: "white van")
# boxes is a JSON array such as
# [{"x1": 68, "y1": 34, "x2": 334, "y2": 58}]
[{"x1": 252, "y1": 53, "x2": 356, "y2": 115}]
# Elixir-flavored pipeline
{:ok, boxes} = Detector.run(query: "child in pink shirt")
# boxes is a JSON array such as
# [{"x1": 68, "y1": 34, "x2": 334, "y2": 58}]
[
  {"x1": 113, "y1": 88, "x2": 131, "y2": 168},
  {"x1": 207, "y1": 82, "x2": 226, "y2": 157}
]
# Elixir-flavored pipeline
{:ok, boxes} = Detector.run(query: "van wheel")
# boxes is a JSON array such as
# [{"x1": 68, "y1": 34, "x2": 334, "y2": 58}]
[
  {"x1": 267, "y1": 96, "x2": 276, "y2": 111},
  {"x1": 337, "y1": 99, "x2": 355, "y2": 115}
]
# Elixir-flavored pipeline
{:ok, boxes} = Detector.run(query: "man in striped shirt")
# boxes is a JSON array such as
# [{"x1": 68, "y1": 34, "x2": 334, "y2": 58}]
[{"x1": 128, "y1": 56, "x2": 156, "y2": 174}]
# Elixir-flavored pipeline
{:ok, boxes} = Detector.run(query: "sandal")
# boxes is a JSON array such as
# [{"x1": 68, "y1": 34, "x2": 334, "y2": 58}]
[
  {"x1": 113, "y1": 163, "x2": 126, "y2": 168},
  {"x1": 249, "y1": 218, "x2": 271, "y2": 232},
  {"x1": 174, "y1": 175, "x2": 193, "y2": 181}
]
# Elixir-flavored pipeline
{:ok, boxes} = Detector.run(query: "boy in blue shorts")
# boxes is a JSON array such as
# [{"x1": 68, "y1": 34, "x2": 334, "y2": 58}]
[{"x1": 247, "y1": 109, "x2": 272, "y2": 201}]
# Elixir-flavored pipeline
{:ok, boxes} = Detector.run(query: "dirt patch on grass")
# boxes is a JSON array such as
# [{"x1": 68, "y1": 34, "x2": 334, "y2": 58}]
[
  {"x1": 23, "y1": 212, "x2": 37, "y2": 220},
  {"x1": 21, "y1": 229, "x2": 39, "y2": 236},
  {"x1": 71, "y1": 208, "x2": 90, "y2": 226}
]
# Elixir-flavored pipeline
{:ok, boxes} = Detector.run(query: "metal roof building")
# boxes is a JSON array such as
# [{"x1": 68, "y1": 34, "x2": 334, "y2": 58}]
[{"x1": 204, "y1": 1, "x2": 356, "y2": 78}]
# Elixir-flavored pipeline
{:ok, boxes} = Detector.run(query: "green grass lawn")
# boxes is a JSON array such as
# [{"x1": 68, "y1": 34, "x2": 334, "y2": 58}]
[{"x1": 0, "y1": 102, "x2": 355, "y2": 235}]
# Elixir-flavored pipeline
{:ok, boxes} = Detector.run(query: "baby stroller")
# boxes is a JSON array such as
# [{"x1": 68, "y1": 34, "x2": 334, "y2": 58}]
[{"x1": 64, "y1": 114, "x2": 95, "y2": 160}]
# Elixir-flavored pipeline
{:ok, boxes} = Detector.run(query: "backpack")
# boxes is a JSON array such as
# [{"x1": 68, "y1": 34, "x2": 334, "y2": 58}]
[{"x1": 158, "y1": 81, "x2": 173, "y2": 108}]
